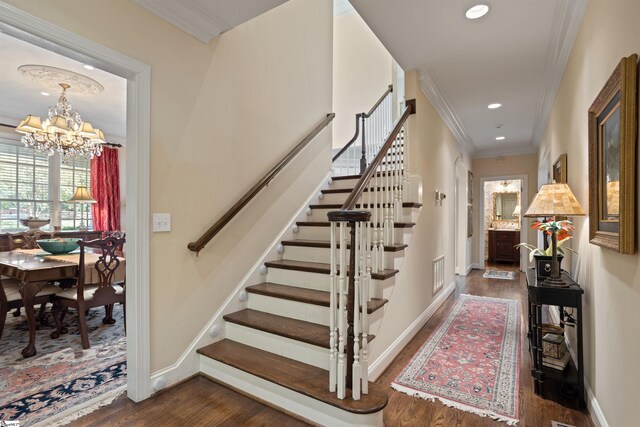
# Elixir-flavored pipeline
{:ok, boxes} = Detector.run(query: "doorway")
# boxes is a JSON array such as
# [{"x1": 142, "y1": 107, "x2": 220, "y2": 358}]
[
  {"x1": 0, "y1": 3, "x2": 151, "y2": 405},
  {"x1": 478, "y1": 176, "x2": 528, "y2": 271}
]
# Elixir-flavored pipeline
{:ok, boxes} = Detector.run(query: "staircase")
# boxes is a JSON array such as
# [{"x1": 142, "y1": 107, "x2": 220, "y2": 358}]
[{"x1": 196, "y1": 171, "x2": 421, "y2": 425}]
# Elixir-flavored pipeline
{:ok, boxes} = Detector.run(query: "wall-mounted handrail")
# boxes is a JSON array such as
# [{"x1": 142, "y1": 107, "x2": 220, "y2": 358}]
[
  {"x1": 188, "y1": 113, "x2": 335, "y2": 254},
  {"x1": 341, "y1": 103, "x2": 413, "y2": 210},
  {"x1": 331, "y1": 85, "x2": 393, "y2": 166}
]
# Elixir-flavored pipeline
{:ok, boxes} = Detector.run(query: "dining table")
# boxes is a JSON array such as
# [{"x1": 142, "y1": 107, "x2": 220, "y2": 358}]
[{"x1": 0, "y1": 248, "x2": 125, "y2": 358}]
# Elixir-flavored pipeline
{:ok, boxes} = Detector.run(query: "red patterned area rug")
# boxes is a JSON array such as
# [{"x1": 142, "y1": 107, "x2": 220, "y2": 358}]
[
  {"x1": 392, "y1": 294, "x2": 520, "y2": 425},
  {"x1": 0, "y1": 305, "x2": 126, "y2": 426}
]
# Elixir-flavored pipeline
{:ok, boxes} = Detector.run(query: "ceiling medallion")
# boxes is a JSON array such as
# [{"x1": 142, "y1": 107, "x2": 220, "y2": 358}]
[{"x1": 17, "y1": 64, "x2": 104, "y2": 95}]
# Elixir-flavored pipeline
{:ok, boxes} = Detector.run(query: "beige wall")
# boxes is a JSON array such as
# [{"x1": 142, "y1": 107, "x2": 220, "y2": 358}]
[
  {"x1": 538, "y1": 1, "x2": 640, "y2": 425},
  {"x1": 369, "y1": 70, "x2": 471, "y2": 362},
  {"x1": 332, "y1": 12, "x2": 393, "y2": 148},
  {"x1": 471, "y1": 154, "x2": 538, "y2": 266},
  {"x1": 4, "y1": 0, "x2": 333, "y2": 372}
]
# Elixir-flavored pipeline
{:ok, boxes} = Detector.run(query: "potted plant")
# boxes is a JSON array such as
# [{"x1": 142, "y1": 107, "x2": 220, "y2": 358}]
[{"x1": 516, "y1": 219, "x2": 576, "y2": 279}]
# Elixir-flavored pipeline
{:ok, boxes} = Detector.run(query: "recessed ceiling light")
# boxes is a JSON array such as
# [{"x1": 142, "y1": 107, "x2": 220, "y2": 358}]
[
  {"x1": 83, "y1": 64, "x2": 94, "y2": 70},
  {"x1": 496, "y1": 136, "x2": 506, "y2": 141},
  {"x1": 466, "y1": 4, "x2": 489, "y2": 19},
  {"x1": 488, "y1": 103, "x2": 502, "y2": 109},
  {"x1": 40, "y1": 92, "x2": 50, "y2": 96}
]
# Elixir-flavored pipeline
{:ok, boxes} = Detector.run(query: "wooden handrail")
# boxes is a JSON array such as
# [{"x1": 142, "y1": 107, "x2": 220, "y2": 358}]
[
  {"x1": 341, "y1": 101, "x2": 414, "y2": 210},
  {"x1": 364, "y1": 84, "x2": 393, "y2": 118},
  {"x1": 331, "y1": 85, "x2": 393, "y2": 163},
  {"x1": 332, "y1": 113, "x2": 362, "y2": 162},
  {"x1": 188, "y1": 113, "x2": 335, "y2": 254}
]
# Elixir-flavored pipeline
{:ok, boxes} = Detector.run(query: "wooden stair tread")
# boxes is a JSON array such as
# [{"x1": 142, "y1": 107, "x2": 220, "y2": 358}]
[
  {"x1": 265, "y1": 259, "x2": 399, "y2": 280},
  {"x1": 297, "y1": 221, "x2": 416, "y2": 228},
  {"x1": 246, "y1": 282, "x2": 388, "y2": 313},
  {"x1": 331, "y1": 170, "x2": 405, "y2": 181},
  {"x1": 309, "y1": 202, "x2": 423, "y2": 209},
  {"x1": 322, "y1": 187, "x2": 401, "y2": 194},
  {"x1": 281, "y1": 239, "x2": 408, "y2": 252},
  {"x1": 224, "y1": 309, "x2": 329, "y2": 348},
  {"x1": 197, "y1": 339, "x2": 388, "y2": 414}
]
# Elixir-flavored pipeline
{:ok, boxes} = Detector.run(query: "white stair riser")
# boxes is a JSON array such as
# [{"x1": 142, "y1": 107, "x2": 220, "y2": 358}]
[
  {"x1": 296, "y1": 225, "x2": 413, "y2": 244},
  {"x1": 199, "y1": 356, "x2": 384, "y2": 427},
  {"x1": 319, "y1": 192, "x2": 350, "y2": 205},
  {"x1": 266, "y1": 267, "x2": 391, "y2": 296},
  {"x1": 308, "y1": 206, "x2": 418, "y2": 223},
  {"x1": 329, "y1": 179, "x2": 360, "y2": 189},
  {"x1": 247, "y1": 293, "x2": 330, "y2": 326},
  {"x1": 283, "y1": 245, "x2": 403, "y2": 270},
  {"x1": 225, "y1": 322, "x2": 328, "y2": 370}
]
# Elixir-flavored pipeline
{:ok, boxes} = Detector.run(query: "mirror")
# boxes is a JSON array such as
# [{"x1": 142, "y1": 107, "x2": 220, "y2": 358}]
[{"x1": 493, "y1": 192, "x2": 520, "y2": 220}]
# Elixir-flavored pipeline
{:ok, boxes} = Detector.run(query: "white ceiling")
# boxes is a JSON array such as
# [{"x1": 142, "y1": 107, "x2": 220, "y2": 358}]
[
  {"x1": 0, "y1": 31, "x2": 127, "y2": 144},
  {"x1": 350, "y1": 0, "x2": 588, "y2": 158},
  {"x1": 131, "y1": 0, "x2": 288, "y2": 43}
]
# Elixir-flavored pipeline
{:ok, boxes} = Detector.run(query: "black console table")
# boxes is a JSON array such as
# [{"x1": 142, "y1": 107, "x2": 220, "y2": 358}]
[{"x1": 525, "y1": 268, "x2": 585, "y2": 408}]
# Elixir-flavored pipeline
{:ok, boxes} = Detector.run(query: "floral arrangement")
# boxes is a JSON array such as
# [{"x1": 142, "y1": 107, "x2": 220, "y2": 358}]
[{"x1": 515, "y1": 219, "x2": 576, "y2": 262}]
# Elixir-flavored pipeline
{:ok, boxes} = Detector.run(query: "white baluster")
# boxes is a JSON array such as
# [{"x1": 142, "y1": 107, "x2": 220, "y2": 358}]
[
  {"x1": 361, "y1": 233, "x2": 370, "y2": 395},
  {"x1": 329, "y1": 222, "x2": 337, "y2": 392},
  {"x1": 337, "y1": 222, "x2": 347, "y2": 399},
  {"x1": 352, "y1": 222, "x2": 361, "y2": 400}
]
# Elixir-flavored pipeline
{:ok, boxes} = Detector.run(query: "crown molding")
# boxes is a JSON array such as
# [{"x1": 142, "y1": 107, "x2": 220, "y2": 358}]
[
  {"x1": 131, "y1": 0, "x2": 227, "y2": 44},
  {"x1": 530, "y1": 0, "x2": 589, "y2": 146},
  {"x1": 471, "y1": 144, "x2": 538, "y2": 160},
  {"x1": 419, "y1": 69, "x2": 476, "y2": 155},
  {"x1": 0, "y1": 113, "x2": 21, "y2": 126}
]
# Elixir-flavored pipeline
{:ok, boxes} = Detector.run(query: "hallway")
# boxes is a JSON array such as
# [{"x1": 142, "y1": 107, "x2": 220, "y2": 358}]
[{"x1": 72, "y1": 267, "x2": 592, "y2": 427}]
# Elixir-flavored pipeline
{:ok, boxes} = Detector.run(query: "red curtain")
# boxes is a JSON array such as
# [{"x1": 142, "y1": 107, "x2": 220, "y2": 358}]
[{"x1": 91, "y1": 147, "x2": 121, "y2": 231}]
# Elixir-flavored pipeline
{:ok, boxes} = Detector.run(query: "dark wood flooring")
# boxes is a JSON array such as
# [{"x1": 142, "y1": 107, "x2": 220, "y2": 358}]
[{"x1": 71, "y1": 267, "x2": 593, "y2": 427}]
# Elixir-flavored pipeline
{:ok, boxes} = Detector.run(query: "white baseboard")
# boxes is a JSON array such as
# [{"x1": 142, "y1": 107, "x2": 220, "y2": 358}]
[
  {"x1": 465, "y1": 264, "x2": 473, "y2": 275},
  {"x1": 548, "y1": 308, "x2": 608, "y2": 427},
  {"x1": 471, "y1": 263, "x2": 483, "y2": 270},
  {"x1": 367, "y1": 280, "x2": 455, "y2": 381}
]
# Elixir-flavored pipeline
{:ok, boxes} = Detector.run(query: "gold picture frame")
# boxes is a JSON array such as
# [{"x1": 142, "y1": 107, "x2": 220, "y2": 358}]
[
  {"x1": 553, "y1": 153, "x2": 567, "y2": 184},
  {"x1": 588, "y1": 54, "x2": 638, "y2": 254}
]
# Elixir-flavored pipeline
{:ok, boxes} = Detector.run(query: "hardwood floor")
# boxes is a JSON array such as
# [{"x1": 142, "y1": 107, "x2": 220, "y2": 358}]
[{"x1": 71, "y1": 267, "x2": 593, "y2": 427}]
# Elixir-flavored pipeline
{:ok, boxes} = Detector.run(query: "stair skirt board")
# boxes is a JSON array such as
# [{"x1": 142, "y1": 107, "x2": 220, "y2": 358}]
[
  {"x1": 225, "y1": 322, "x2": 329, "y2": 370},
  {"x1": 199, "y1": 357, "x2": 384, "y2": 427},
  {"x1": 282, "y1": 245, "x2": 405, "y2": 270},
  {"x1": 246, "y1": 292, "x2": 386, "y2": 331},
  {"x1": 265, "y1": 266, "x2": 396, "y2": 292}
]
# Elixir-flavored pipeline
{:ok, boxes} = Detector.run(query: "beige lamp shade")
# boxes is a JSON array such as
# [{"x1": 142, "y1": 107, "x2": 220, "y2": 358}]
[
  {"x1": 47, "y1": 115, "x2": 70, "y2": 133},
  {"x1": 524, "y1": 183, "x2": 585, "y2": 217},
  {"x1": 78, "y1": 121, "x2": 97, "y2": 137},
  {"x1": 16, "y1": 115, "x2": 44, "y2": 134},
  {"x1": 68, "y1": 186, "x2": 97, "y2": 204}
]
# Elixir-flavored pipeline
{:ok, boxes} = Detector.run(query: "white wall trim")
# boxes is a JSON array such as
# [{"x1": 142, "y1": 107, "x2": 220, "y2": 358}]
[
  {"x1": 0, "y1": 1, "x2": 152, "y2": 401},
  {"x1": 464, "y1": 264, "x2": 473, "y2": 276},
  {"x1": 471, "y1": 263, "x2": 483, "y2": 270},
  {"x1": 529, "y1": 0, "x2": 589, "y2": 146},
  {"x1": 548, "y1": 308, "x2": 608, "y2": 427},
  {"x1": 150, "y1": 172, "x2": 333, "y2": 391},
  {"x1": 478, "y1": 174, "x2": 528, "y2": 272},
  {"x1": 368, "y1": 280, "x2": 455, "y2": 381},
  {"x1": 471, "y1": 145, "x2": 538, "y2": 160},
  {"x1": 418, "y1": 69, "x2": 475, "y2": 155}
]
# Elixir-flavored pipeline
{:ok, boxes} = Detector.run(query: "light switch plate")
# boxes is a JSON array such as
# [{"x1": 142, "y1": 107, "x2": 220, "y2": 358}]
[{"x1": 153, "y1": 213, "x2": 171, "y2": 232}]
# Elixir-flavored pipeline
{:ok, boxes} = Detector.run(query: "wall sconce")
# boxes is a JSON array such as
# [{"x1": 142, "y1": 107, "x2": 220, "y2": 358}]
[{"x1": 435, "y1": 190, "x2": 447, "y2": 206}]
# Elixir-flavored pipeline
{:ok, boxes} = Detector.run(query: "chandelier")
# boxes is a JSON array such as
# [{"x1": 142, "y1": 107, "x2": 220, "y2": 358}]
[{"x1": 16, "y1": 82, "x2": 105, "y2": 161}]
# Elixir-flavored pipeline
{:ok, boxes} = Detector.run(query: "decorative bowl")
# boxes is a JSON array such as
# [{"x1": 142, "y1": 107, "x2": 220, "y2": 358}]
[
  {"x1": 36, "y1": 238, "x2": 80, "y2": 254},
  {"x1": 21, "y1": 219, "x2": 50, "y2": 230}
]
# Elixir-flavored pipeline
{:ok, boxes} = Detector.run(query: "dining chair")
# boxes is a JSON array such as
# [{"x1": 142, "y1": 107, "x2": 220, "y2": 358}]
[
  {"x1": 0, "y1": 277, "x2": 61, "y2": 342},
  {"x1": 50, "y1": 235, "x2": 126, "y2": 349}
]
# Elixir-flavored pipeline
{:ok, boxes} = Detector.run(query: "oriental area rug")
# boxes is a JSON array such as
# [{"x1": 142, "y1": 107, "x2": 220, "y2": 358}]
[
  {"x1": 0, "y1": 304, "x2": 126, "y2": 426},
  {"x1": 392, "y1": 294, "x2": 520, "y2": 425}
]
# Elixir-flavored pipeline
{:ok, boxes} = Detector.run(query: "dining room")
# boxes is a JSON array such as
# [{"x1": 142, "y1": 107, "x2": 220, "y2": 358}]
[{"x1": 0, "y1": 29, "x2": 128, "y2": 426}]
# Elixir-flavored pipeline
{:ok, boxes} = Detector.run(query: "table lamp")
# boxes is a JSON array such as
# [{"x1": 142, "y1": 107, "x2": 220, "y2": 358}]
[
  {"x1": 68, "y1": 186, "x2": 97, "y2": 231},
  {"x1": 524, "y1": 183, "x2": 585, "y2": 287}
]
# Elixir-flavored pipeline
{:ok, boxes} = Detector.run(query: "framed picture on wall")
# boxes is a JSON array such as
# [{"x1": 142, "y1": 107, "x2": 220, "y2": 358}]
[
  {"x1": 467, "y1": 171, "x2": 474, "y2": 203},
  {"x1": 588, "y1": 53, "x2": 638, "y2": 254},
  {"x1": 553, "y1": 153, "x2": 567, "y2": 184}
]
